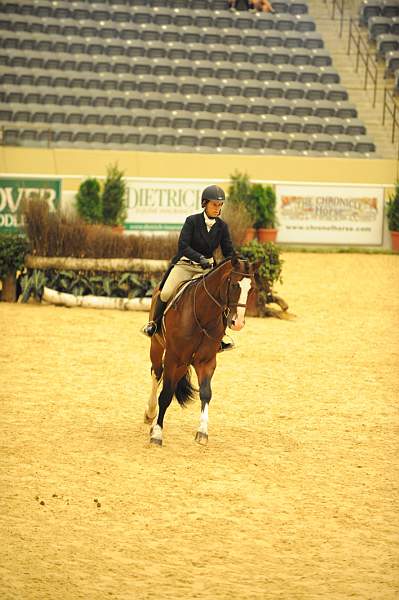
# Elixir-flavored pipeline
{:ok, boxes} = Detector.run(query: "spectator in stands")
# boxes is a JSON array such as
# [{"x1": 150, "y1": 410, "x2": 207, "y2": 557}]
[
  {"x1": 253, "y1": 0, "x2": 274, "y2": 12},
  {"x1": 228, "y1": 0, "x2": 274, "y2": 12},
  {"x1": 228, "y1": 0, "x2": 251, "y2": 10}
]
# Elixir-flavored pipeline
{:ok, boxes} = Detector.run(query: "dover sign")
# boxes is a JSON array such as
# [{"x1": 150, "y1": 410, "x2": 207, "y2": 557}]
[
  {"x1": 0, "y1": 178, "x2": 61, "y2": 232},
  {"x1": 276, "y1": 184, "x2": 384, "y2": 245}
]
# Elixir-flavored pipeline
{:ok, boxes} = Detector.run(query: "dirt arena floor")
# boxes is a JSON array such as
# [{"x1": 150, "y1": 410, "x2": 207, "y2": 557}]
[{"x1": 1, "y1": 253, "x2": 398, "y2": 600}]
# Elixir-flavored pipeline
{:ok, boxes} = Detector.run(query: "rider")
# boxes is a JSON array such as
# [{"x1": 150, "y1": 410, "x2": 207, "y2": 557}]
[{"x1": 142, "y1": 184, "x2": 235, "y2": 350}]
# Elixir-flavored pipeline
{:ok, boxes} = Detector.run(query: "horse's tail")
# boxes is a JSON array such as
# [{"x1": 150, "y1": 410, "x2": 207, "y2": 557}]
[{"x1": 175, "y1": 367, "x2": 197, "y2": 407}]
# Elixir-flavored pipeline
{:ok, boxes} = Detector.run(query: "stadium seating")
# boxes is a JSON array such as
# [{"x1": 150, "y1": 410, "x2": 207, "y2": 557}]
[{"x1": 0, "y1": 0, "x2": 377, "y2": 156}]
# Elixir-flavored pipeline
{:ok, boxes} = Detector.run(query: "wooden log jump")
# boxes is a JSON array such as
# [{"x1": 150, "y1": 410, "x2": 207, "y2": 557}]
[{"x1": 25, "y1": 255, "x2": 169, "y2": 273}]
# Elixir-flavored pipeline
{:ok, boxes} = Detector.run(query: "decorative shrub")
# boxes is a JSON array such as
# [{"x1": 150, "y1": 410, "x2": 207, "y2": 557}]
[
  {"x1": 76, "y1": 177, "x2": 102, "y2": 224},
  {"x1": 249, "y1": 183, "x2": 277, "y2": 229},
  {"x1": 101, "y1": 163, "x2": 127, "y2": 227},
  {"x1": 387, "y1": 182, "x2": 399, "y2": 232},
  {"x1": 239, "y1": 240, "x2": 284, "y2": 315},
  {"x1": 0, "y1": 233, "x2": 29, "y2": 279},
  {"x1": 239, "y1": 239, "x2": 283, "y2": 289},
  {"x1": 227, "y1": 171, "x2": 277, "y2": 230},
  {"x1": 227, "y1": 171, "x2": 252, "y2": 206},
  {"x1": 19, "y1": 269, "x2": 158, "y2": 303}
]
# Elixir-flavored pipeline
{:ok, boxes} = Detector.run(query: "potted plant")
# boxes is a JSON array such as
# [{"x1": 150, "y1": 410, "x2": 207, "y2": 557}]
[
  {"x1": 387, "y1": 182, "x2": 399, "y2": 252},
  {"x1": 239, "y1": 239, "x2": 287, "y2": 317},
  {"x1": 227, "y1": 171, "x2": 256, "y2": 242},
  {"x1": 248, "y1": 183, "x2": 278, "y2": 243}
]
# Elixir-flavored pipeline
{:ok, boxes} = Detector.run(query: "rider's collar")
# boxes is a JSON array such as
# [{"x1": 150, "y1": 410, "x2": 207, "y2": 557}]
[{"x1": 203, "y1": 210, "x2": 216, "y2": 230}]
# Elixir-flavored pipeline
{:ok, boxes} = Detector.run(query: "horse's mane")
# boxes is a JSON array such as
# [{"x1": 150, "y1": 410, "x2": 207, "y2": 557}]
[{"x1": 203, "y1": 253, "x2": 248, "y2": 278}]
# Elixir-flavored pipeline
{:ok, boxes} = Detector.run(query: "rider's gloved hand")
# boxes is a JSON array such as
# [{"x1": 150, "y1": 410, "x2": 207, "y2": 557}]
[{"x1": 199, "y1": 256, "x2": 212, "y2": 270}]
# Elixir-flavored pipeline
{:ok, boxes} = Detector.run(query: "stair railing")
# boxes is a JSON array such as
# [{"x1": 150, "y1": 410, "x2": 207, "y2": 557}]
[
  {"x1": 347, "y1": 17, "x2": 378, "y2": 107},
  {"x1": 383, "y1": 88, "x2": 399, "y2": 144},
  {"x1": 329, "y1": 0, "x2": 346, "y2": 37}
]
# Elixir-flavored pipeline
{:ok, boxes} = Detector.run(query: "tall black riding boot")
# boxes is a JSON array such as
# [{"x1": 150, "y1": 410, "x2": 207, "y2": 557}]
[{"x1": 142, "y1": 297, "x2": 167, "y2": 337}]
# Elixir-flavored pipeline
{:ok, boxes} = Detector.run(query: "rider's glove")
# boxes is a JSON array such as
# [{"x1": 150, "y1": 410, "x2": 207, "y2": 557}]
[{"x1": 199, "y1": 256, "x2": 212, "y2": 270}]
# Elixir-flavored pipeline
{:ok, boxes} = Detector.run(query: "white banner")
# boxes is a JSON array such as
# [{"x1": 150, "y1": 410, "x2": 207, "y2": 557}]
[
  {"x1": 276, "y1": 184, "x2": 384, "y2": 245},
  {"x1": 125, "y1": 179, "x2": 207, "y2": 230}
]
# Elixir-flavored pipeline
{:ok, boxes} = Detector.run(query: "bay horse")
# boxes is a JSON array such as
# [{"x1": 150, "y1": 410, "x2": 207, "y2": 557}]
[{"x1": 144, "y1": 255, "x2": 260, "y2": 447}]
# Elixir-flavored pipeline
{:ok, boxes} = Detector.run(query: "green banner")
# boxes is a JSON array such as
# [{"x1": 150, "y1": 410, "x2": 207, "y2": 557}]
[
  {"x1": 124, "y1": 222, "x2": 182, "y2": 231},
  {"x1": 0, "y1": 178, "x2": 62, "y2": 232}
]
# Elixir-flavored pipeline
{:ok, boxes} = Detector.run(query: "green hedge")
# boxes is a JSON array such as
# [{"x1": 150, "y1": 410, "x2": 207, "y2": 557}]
[{"x1": 0, "y1": 233, "x2": 29, "y2": 279}]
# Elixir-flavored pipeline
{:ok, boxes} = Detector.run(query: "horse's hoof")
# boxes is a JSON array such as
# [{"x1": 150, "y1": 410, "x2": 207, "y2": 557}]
[
  {"x1": 195, "y1": 431, "x2": 208, "y2": 445},
  {"x1": 150, "y1": 437, "x2": 163, "y2": 447},
  {"x1": 144, "y1": 411, "x2": 155, "y2": 425}
]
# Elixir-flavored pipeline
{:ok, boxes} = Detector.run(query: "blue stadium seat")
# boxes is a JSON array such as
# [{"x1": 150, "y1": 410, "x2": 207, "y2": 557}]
[
  {"x1": 359, "y1": 1, "x2": 382, "y2": 26},
  {"x1": 377, "y1": 34, "x2": 399, "y2": 59},
  {"x1": 345, "y1": 119, "x2": 367, "y2": 136},
  {"x1": 302, "y1": 116, "x2": 324, "y2": 134},
  {"x1": 288, "y1": 132, "x2": 311, "y2": 151},
  {"x1": 260, "y1": 114, "x2": 283, "y2": 132},
  {"x1": 381, "y1": 0, "x2": 399, "y2": 18},
  {"x1": 368, "y1": 16, "x2": 392, "y2": 41},
  {"x1": 281, "y1": 114, "x2": 302, "y2": 132},
  {"x1": 217, "y1": 115, "x2": 239, "y2": 131},
  {"x1": 311, "y1": 134, "x2": 333, "y2": 153},
  {"x1": 323, "y1": 117, "x2": 346, "y2": 135},
  {"x1": 333, "y1": 134, "x2": 355, "y2": 153},
  {"x1": 385, "y1": 51, "x2": 399, "y2": 76}
]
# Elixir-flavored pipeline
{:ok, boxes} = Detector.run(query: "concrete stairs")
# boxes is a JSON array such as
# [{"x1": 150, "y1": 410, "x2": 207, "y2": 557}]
[{"x1": 306, "y1": 0, "x2": 398, "y2": 159}]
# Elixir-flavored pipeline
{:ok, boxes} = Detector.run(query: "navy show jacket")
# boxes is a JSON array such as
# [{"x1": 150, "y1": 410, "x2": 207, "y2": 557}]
[{"x1": 171, "y1": 212, "x2": 234, "y2": 265}]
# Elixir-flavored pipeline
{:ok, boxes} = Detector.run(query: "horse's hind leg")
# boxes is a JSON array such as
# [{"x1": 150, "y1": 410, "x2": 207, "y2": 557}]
[
  {"x1": 145, "y1": 337, "x2": 163, "y2": 425},
  {"x1": 150, "y1": 380, "x2": 174, "y2": 446},
  {"x1": 150, "y1": 362, "x2": 187, "y2": 447},
  {"x1": 194, "y1": 358, "x2": 216, "y2": 445}
]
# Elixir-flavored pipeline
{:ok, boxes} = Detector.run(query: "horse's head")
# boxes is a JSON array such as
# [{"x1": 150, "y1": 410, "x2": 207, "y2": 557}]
[{"x1": 226, "y1": 255, "x2": 260, "y2": 331}]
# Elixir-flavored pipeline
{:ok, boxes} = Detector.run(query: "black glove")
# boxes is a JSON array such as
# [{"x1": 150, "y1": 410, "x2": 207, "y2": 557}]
[{"x1": 199, "y1": 256, "x2": 212, "y2": 270}]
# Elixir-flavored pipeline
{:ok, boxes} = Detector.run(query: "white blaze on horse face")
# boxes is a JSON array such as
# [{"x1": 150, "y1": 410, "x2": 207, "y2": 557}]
[{"x1": 230, "y1": 278, "x2": 251, "y2": 331}]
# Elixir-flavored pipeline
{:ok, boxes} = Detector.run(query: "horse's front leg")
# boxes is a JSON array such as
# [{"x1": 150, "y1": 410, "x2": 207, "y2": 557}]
[
  {"x1": 194, "y1": 358, "x2": 216, "y2": 445},
  {"x1": 150, "y1": 380, "x2": 174, "y2": 446},
  {"x1": 145, "y1": 337, "x2": 163, "y2": 425},
  {"x1": 145, "y1": 370, "x2": 160, "y2": 425}
]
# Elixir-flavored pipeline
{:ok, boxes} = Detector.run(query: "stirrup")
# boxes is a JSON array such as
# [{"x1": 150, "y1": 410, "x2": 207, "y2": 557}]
[{"x1": 141, "y1": 321, "x2": 157, "y2": 337}]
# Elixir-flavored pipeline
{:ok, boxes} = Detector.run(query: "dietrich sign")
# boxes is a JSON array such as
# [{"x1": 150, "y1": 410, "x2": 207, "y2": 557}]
[
  {"x1": 276, "y1": 184, "x2": 384, "y2": 245},
  {"x1": 0, "y1": 178, "x2": 61, "y2": 232},
  {"x1": 125, "y1": 179, "x2": 205, "y2": 230}
]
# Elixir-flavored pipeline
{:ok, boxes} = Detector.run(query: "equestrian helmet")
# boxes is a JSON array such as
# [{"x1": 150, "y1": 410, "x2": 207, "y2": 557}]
[{"x1": 201, "y1": 185, "x2": 225, "y2": 208}]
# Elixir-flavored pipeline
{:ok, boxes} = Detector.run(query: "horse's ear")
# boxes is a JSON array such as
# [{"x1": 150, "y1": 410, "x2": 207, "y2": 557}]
[{"x1": 231, "y1": 254, "x2": 240, "y2": 268}]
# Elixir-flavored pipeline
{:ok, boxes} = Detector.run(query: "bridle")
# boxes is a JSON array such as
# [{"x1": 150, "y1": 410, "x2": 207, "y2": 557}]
[{"x1": 192, "y1": 265, "x2": 253, "y2": 341}]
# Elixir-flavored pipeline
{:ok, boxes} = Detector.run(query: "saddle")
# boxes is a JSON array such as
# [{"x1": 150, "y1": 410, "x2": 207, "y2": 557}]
[{"x1": 163, "y1": 273, "x2": 203, "y2": 317}]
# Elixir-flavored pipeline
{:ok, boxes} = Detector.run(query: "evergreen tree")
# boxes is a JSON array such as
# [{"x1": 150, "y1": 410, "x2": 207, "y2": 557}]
[
  {"x1": 101, "y1": 164, "x2": 127, "y2": 227},
  {"x1": 76, "y1": 178, "x2": 102, "y2": 224}
]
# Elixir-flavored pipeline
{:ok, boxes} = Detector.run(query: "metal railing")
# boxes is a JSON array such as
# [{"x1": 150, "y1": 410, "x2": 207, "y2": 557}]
[
  {"x1": 383, "y1": 88, "x2": 399, "y2": 144},
  {"x1": 330, "y1": 0, "x2": 346, "y2": 38},
  {"x1": 347, "y1": 17, "x2": 378, "y2": 107},
  {"x1": 382, "y1": 88, "x2": 399, "y2": 177}
]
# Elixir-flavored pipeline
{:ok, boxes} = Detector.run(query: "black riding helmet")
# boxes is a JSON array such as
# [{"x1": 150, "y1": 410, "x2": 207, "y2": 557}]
[{"x1": 201, "y1": 185, "x2": 225, "y2": 208}]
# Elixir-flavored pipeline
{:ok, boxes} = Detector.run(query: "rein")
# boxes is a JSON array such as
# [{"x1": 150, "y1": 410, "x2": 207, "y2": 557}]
[{"x1": 192, "y1": 267, "x2": 252, "y2": 342}]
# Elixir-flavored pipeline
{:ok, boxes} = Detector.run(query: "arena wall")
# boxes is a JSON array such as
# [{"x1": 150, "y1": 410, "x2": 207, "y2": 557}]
[{"x1": 1, "y1": 147, "x2": 397, "y2": 248}]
